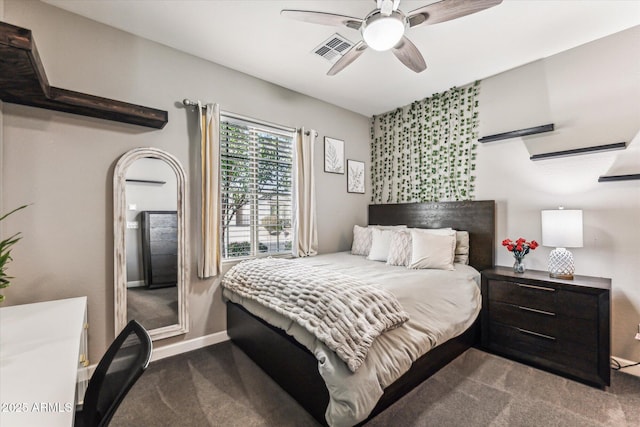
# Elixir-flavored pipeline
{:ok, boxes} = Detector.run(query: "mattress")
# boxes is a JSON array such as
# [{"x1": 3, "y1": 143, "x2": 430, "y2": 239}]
[{"x1": 222, "y1": 252, "x2": 481, "y2": 426}]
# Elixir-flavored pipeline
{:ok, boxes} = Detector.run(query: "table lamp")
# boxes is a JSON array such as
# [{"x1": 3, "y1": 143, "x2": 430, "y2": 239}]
[{"x1": 541, "y1": 208, "x2": 583, "y2": 280}]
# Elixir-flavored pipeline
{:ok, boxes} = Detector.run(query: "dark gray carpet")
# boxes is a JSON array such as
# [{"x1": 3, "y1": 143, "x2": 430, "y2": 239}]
[
  {"x1": 112, "y1": 343, "x2": 640, "y2": 426},
  {"x1": 127, "y1": 286, "x2": 178, "y2": 331}
]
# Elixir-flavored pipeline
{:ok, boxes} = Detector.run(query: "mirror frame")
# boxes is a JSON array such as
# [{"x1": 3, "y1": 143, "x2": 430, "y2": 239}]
[{"x1": 114, "y1": 147, "x2": 189, "y2": 340}]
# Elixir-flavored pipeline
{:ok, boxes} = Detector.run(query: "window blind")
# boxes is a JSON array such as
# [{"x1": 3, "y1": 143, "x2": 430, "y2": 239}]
[{"x1": 220, "y1": 114, "x2": 294, "y2": 260}]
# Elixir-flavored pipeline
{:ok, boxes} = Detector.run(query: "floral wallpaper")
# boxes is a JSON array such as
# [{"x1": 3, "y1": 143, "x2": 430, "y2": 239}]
[{"x1": 370, "y1": 81, "x2": 480, "y2": 203}]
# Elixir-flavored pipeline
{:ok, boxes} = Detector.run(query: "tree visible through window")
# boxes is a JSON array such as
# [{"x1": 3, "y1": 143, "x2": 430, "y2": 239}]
[{"x1": 220, "y1": 115, "x2": 294, "y2": 260}]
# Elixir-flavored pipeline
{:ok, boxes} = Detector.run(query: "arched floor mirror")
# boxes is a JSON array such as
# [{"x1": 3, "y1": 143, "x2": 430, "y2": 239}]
[{"x1": 114, "y1": 147, "x2": 189, "y2": 340}]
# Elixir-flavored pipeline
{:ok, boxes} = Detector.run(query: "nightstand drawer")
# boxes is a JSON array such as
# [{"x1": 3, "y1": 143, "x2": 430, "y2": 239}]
[
  {"x1": 488, "y1": 321, "x2": 597, "y2": 375},
  {"x1": 557, "y1": 291, "x2": 598, "y2": 321},
  {"x1": 488, "y1": 280, "x2": 598, "y2": 321},
  {"x1": 487, "y1": 301, "x2": 597, "y2": 347},
  {"x1": 488, "y1": 279, "x2": 557, "y2": 311}
]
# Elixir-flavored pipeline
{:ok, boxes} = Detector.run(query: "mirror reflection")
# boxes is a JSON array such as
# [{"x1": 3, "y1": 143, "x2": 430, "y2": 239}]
[
  {"x1": 114, "y1": 147, "x2": 188, "y2": 341},
  {"x1": 125, "y1": 158, "x2": 178, "y2": 331}
]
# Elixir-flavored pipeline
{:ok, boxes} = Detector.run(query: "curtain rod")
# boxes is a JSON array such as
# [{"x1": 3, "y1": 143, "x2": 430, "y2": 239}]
[
  {"x1": 183, "y1": 98, "x2": 316, "y2": 137},
  {"x1": 183, "y1": 98, "x2": 201, "y2": 108}
]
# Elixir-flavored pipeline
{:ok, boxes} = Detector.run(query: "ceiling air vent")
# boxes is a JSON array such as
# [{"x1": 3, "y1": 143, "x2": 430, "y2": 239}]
[{"x1": 312, "y1": 34, "x2": 353, "y2": 63}]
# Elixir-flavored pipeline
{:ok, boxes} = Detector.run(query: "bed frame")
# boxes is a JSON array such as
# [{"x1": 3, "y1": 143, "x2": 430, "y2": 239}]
[{"x1": 227, "y1": 200, "x2": 495, "y2": 425}]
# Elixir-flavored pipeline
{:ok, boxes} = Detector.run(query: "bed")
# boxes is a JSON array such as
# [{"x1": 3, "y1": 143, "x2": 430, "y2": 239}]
[{"x1": 224, "y1": 200, "x2": 495, "y2": 426}]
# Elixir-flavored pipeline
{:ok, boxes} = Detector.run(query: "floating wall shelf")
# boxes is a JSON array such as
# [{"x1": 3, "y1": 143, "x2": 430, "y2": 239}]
[
  {"x1": 0, "y1": 21, "x2": 168, "y2": 129},
  {"x1": 125, "y1": 179, "x2": 166, "y2": 185},
  {"x1": 530, "y1": 142, "x2": 627, "y2": 161},
  {"x1": 479, "y1": 124, "x2": 554, "y2": 143},
  {"x1": 598, "y1": 174, "x2": 640, "y2": 183}
]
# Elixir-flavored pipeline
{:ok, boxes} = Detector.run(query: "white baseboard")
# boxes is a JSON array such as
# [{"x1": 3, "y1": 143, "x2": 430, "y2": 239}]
[
  {"x1": 612, "y1": 356, "x2": 640, "y2": 378},
  {"x1": 82, "y1": 331, "x2": 229, "y2": 382},
  {"x1": 150, "y1": 330, "x2": 230, "y2": 362}
]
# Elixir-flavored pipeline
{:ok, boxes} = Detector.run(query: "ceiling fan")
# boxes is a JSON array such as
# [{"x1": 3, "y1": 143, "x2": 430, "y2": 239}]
[{"x1": 282, "y1": 0, "x2": 503, "y2": 76}]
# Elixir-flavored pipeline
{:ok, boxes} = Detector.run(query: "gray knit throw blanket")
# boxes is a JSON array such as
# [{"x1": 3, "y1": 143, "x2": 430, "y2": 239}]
[{"x1": 222, "y1": 258, "x2": 409, "y2": 372}]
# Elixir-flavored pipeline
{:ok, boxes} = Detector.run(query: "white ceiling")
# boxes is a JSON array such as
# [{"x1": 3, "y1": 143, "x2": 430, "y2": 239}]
[{"x1": 42, "y1": 0, "x2": 640, "y2": 117}]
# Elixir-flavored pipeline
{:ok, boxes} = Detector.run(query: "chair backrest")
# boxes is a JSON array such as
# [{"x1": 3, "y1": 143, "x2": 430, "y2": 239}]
[{"x1": 81, "y1": 319, "x2": 152, "y2": 427}]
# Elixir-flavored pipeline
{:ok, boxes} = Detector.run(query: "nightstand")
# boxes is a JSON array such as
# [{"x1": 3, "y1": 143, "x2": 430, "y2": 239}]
[{"x1": 481, "y1": 266, "x2": 611, "y2": 388}]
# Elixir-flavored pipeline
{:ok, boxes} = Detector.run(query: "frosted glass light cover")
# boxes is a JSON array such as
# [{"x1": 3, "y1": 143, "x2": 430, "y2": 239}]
[
  {"x1": 362, "y1": 16, "x2": 405, "y2": 51},
  {"x1": 541, "y1": 209, "x2": 583, "y2": 248}
]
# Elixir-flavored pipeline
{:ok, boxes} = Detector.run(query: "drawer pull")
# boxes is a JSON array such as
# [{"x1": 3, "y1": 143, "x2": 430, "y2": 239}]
[
  {"x1": 518, "y1": 306, "x2": 556, "y2": 316},
  {"x1": 517, "y1": 328, "x2": 556, "y2": 341},
  {"x1": 516, "y1": 283, "x2": 555, "y2": 292}
]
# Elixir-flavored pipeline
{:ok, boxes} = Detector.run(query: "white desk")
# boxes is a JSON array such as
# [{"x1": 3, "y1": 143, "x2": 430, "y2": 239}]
[{"x1": 0, "y1": 297, "x2": 87, "y2": 427}]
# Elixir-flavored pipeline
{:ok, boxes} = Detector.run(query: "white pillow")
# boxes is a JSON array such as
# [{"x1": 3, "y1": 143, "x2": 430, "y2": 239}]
[
  {"x1": 387, "y1": 230, "x2": 412, "y2": 266},
  {"x1": 370, "y1": 225, "x2": 407, "y2": 230},
  {"x1": 351, "y1": 225, "x2": 372, "y2": 256},
  {"x1": 407, "y1": 228, "x2": 469, "y2": 264},
  {"x1": 454, "y1": 231, "x2": 470, "y2": 264},
  {"x1": 412, "y1": 227, "x2": 453, "y2": 236},
  {"x1": 367, "y1": 228, "x2": 394, "y2": 262},
  {"x1": 409, "y1": 229, "x2": 456, "y2": 270},
  {"x1": 351, "y1": 225, "x2": 407, "y2": 256}
]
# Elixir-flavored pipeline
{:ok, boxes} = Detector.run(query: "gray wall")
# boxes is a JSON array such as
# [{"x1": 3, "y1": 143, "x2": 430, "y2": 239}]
[
  {"x1": 476, "y1": 26, "x2": 640, "y2": 363},
  {"x1": 1, "y1": 0, "x2": 370, "y2": 359}
]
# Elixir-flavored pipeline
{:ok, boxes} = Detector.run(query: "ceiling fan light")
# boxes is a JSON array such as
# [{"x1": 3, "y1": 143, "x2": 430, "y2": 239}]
[{"x1": 362, "y1": 14, "x2": 405, "y2": 51}]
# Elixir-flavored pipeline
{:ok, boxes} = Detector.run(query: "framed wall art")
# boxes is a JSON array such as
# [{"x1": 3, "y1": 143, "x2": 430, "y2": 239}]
[
  {"x1": 347, "y1": 159, "x2": 365, "y2": 194},
  {"x1": 324, "y1": 137, "x2": 344, "y2": 174}
]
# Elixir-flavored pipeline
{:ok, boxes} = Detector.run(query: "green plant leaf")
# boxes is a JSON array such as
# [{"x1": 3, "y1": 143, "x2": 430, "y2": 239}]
[
  {"x1": 1, "y1": 205, "x2": 28, "y2": 302},
  {"x1": 0, "y1": 204, "x2": 28, "y2": 222}
]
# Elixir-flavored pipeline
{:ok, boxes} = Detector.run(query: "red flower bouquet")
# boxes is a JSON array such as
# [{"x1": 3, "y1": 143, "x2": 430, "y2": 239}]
[{"x1": 502, "y1": 238, "x2": 538, "y2": 273}]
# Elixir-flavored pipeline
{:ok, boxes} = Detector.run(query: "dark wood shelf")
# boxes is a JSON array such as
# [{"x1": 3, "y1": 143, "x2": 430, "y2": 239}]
[
  {"x1": 126, "y1": 179, "x2": 166, "y2": 185},
  {"x1": 479, "y1": 124, "x2": 554, "y2": 143},
  {"x1": 598, "y1": 173, "x2": 640, "y2": 182},
  {"x1": 530, "y1": 142, "x2": 627, "y2": 161},
  {"x1": 0, "y1": 21, "x2": 168, "y2": 129}
]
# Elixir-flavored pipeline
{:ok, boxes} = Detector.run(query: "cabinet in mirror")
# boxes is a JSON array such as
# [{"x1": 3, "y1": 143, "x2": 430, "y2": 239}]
[{"x1": 114, "y1": 148, "x2": 188, "y2": 340}]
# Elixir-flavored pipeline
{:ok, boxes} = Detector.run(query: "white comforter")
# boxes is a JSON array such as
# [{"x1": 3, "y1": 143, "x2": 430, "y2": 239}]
[{"x1": 222, "y1": 252, "x2": 481, "y2": 427}]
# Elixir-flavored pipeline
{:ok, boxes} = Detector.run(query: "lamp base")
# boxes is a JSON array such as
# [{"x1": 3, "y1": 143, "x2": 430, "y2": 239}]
[
  {"x1": 549, "y1": 272, "x2": 574, "y2": 280},
  {"x1": 548, "y1": 247, "x2": 575, "y2": 280}
]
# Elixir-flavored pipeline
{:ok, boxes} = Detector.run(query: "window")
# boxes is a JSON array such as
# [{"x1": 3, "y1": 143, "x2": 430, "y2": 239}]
[{"x1": 220, "y1": 114, "x2": 294, "y2": 260}]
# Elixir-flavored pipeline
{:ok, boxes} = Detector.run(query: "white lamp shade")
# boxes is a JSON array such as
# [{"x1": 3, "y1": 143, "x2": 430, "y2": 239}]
[
  {"x1": 541, "y1": 209, "x2": 583, "y2": 248},
  {"x1": 362, "y1": 14, "x2": 405, "y2": 51}
]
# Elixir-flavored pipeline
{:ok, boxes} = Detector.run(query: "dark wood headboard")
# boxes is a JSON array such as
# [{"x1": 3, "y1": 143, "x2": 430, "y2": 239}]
[{"x1": 369, "y1": 200, "x2": 495, "y2": 272}]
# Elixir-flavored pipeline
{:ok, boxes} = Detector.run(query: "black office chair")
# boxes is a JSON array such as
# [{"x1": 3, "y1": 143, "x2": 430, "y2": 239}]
[{"x1": 75, "y1": 319, "x2": 152, "y2": 427}]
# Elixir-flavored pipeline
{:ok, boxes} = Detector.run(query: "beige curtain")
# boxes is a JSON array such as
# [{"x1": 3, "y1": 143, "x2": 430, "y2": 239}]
[
  {"x1": 198, "y1": 102, "x2": 221, "y2": 278},
  {"x1": 294, "y1": 128, "x2": 318, "y2": 257}
]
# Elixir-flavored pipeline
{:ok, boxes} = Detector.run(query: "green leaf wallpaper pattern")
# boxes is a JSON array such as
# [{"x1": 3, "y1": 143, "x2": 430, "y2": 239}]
[{"x1": 370, "y1": 81, "x2": 480, "y2": 204}]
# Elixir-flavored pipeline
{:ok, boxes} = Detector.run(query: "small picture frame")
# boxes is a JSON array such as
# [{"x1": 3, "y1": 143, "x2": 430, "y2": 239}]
[
  {"x1": 347, "y1": 159, "x2": 365, "y2": 194},
  {"x1": 324, "y1": 137, "x2": 344, "y2": 174}
]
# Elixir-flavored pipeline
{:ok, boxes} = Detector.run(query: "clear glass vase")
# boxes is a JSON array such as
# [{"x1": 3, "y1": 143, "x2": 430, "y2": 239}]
[{"x1": 513, "y1": 256, "x2": 525, "y2": 273}]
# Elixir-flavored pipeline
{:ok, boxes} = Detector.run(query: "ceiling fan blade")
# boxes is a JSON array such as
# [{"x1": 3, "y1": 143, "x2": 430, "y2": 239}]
[
  {"x1": 327, "y1": 41, "x2": 368, "y2": 76},
  {"x1": 392, "y1": 36, "x2": 427, "y2": 73},
  {"x1": 281, "y1": 10, "x2": 363, "y2": 30},
  {"x1": 407, "y1": 0, "x2": 502, "y2": 28}
]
